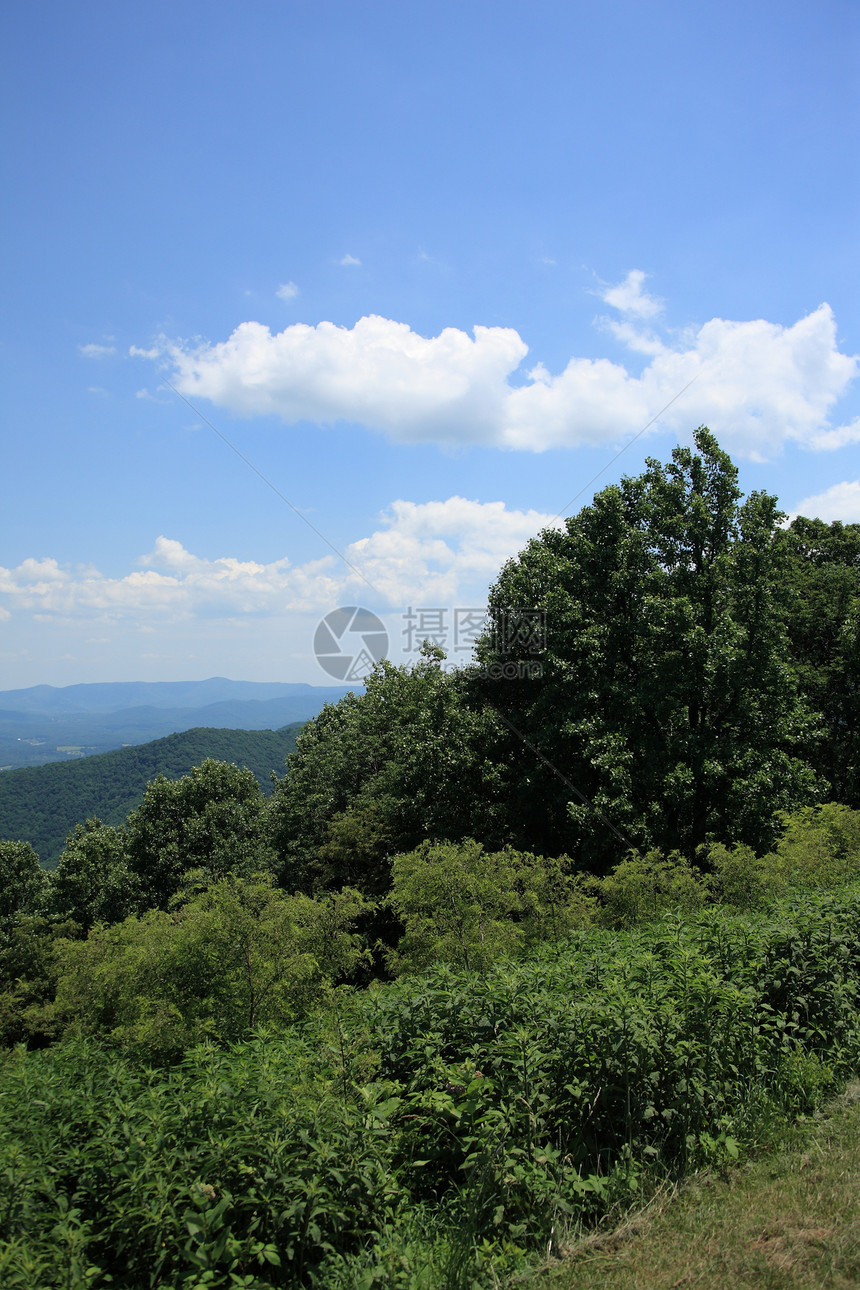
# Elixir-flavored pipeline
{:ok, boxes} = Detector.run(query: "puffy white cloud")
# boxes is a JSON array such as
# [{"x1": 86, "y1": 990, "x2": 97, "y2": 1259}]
[
  {"x1": 79, "y1": 343, "x2": 116, "y2": 358},
  {"x1": 346, "y1": 496, "x2": 559, "y2": 605},
  {"x1": 161, "y1": 315, "x2": 528, "y2": 445},
  {"x1": 0, "y1": 498, "x2": 558, "y2": 625},
  {"x1": 792, "y1": 480, "x2": 860, "y2": 523},
  {"x1": 148, "y1": 295, "x2": 859, "y2": 460},
  {"x1": 339, "y1": 253, "x2": 361, "y2": 266},
  {"x1": 276, "y1": 281, "x2": 299, "y2": 300},
  {"x1": 598, "y1": 269, "x2": 663, "y2": 318}
]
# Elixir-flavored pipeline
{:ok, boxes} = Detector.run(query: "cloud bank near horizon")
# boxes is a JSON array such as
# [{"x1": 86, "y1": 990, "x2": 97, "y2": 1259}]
[
  {"x1": 7, "y1": 467, "x2": 860, "y2": 634},
  {"x1": 0, "y1": 497, "x2": 559, "y2": 624},
  {"x1": 139, "y1": 273, "x2": 860, "y2": 460}
]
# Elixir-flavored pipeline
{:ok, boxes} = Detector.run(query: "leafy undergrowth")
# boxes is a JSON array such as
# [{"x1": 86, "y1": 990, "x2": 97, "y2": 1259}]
[
  {"x1": 3, "y1": 888, "x2": 860, "y2": 1287},
  {"x1": 525, "y1": 1082, "x2": 860, "y2": 1289}
]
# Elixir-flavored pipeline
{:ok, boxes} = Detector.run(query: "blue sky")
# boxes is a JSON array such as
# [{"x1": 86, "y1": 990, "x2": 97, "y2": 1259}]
[{"x1": 2, "y1": 0, "x2": 859, "y2": 687}]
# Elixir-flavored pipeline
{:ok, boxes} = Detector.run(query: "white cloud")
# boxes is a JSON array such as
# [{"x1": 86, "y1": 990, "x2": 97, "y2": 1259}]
[
  {"x1": 792, "y1": 480, "x2": 860, "y2": 523},
  {"x1": 276, "y1": 281, "x2": 299, "y2": 300},
  {"x1": 160, "y1": 315, "x2": 529, "y2": 446},
  {"x1": 598, "y1": 269, "x2": 663, "y2": 319},
  {"x1": 138, "y1": 289, "x2": 859, "y2": 460},
  {"x1": 79, "y1": 343, "x2": 116, "y2": 358},
  {"x1": 0, "y1": 498, "x2": 557, "y2": 625},
  {"x1": 346, "y1": 496, "x2": 559, "y2": 605},
  {"x1": 339, "y1": 253, "x2": 361, "y2": 266}
]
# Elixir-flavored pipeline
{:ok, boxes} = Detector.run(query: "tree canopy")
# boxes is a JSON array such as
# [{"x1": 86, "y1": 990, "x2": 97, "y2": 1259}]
[
  {"x1": 474, "y1": 428, "x2": 819, "y2": 867},
  {"x1": 776, "y1": 516, "x2": 860, "y2": 806},
  {"x1": 268, "y1": 649, "x2": 508, "y2": 895},
  {"x1": 125, "y1": 759, "x2": 275, "y2": 909}
]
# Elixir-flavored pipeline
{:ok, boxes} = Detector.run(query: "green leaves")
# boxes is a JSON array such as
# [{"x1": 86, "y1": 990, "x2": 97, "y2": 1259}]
[
  {"x1": 388, "y1": 840, "x2": 596, "y2": 973},
  {"x1": 51, "y1": 818, "x2": 138, "y2": 930},
  {"x1": 478, "y1": 428, "x2": 818, "y2": 866},
  {"x1": 4, "y1": 889, "x2": 860, "y2": 1284},
  {"x1": 267, "y1": 655, "x2": 509, "y2": 897},
  {"x1": 0, "y1": 841, "x2": 47, "y2": 929},
  {"x1": 50, "y1": 877, "x2": 372, "y2": 1058},
  {"x1": 126, "y1": 760, "x2": 275, "y2": 910}
]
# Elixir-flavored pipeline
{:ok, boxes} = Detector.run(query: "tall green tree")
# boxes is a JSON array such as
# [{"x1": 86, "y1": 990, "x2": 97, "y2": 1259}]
[
  {"x1": 51, "y1": 818, "x2": 137, "y2": 931},
  {"x1": 268, "y1": 647, "x2": 508, "y2": 895},
  {"x1": 0, "y1": 840, "x2": 46, "y2": 930},
  {"x1": 776, "y1": 516, "x2": 860, "y2": 805},
  {"x1": 475, "y1": 429, "x2": 819, "y2": 867},
  {"x1": 126, "y1": 759, "x2": 274, "y2": 909}
]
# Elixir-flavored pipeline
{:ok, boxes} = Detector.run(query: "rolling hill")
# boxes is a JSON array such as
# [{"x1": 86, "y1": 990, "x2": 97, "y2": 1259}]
[{"x1": 0, "y1": 724, "x2": 303, "y2": 868}]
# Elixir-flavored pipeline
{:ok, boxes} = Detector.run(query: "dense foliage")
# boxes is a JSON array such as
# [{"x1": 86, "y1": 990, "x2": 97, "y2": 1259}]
[
  {"x1": 777, "y1": 516, "x2": 860, "y2": 805},
  {"x1": 266, "y1": 430, "x2": 859, "y2": 885},
  {"x1": 267, "y1": 655, "x2": 507, "y2": 896},
  {"x1": 3, "y1": 886, "x2": 860, "y2": 1287},
  {"x1": 475, "y1": 429, "x2": 821, "y2": 866}
]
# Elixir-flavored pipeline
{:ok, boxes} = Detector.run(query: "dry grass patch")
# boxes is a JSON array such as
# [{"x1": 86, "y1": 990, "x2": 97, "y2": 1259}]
[{"x1": 522, "y1": 1083, "x2": 860, "y2": 1289}]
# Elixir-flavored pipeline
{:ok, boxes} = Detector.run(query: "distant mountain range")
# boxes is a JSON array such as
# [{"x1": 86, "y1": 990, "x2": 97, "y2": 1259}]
[
  {"x1": 0, "y1": 724, "x2": 306, "y2": 868},
  {"x1": 0, "y1": 677, "x2": 358, "y2": 770}
]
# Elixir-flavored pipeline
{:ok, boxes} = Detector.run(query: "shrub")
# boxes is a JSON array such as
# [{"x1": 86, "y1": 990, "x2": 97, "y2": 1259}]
[
  {"x1": 50, "y1": 876, "x2": 370, "y2": 1058},
  {"x1": 597, "y1": 848, "x2": 708, "y2": 927},
  {"x1": 4, "y1": 889, "x2": 860, "y2": 1284},
  {"x1": 388, "y1": 840, "x2": 595, "y2": 974},
  {"x1": 769, "y1": 802, "x2": 860, "y2": 889}
]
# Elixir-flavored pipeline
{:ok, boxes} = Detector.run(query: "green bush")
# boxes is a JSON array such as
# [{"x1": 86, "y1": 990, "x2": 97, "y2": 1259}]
[
  {"x1": 707, "y1": 803, "x2": 860, "y2": 908},
  {"x1": 4, "y1": 888, "x2": 860, "y2": 1285},
  {"x1": 705, "y1": 840, "x2": 773, "y2": 909},
  {"x1": 50, "y1": 876, "x2": 370, "y2": 1058},
  {"x1": 769, "y1": 801, "x2": 860, "y2": 889},
  {"x1": 597, "y1": 848, "x2": 708, "y2": 927},
  {"x1": 388, "y1": 840, "x2": 595, "y2": 974}
]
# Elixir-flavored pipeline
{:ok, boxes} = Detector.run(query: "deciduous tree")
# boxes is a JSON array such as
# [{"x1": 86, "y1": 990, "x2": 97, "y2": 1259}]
[{"x1": 476, "y1": 429, "x2": 819, "y2": 866}]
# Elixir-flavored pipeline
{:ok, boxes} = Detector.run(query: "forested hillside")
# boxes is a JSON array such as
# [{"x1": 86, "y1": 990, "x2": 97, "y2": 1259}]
[{"x1": 0, "y1": 725, "x2": 302, "y2": 867}]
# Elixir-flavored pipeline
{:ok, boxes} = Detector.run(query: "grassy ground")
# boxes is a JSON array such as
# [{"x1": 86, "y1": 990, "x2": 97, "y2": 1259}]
[{"x1": 521, "y1": 1083, "x2": 860, "y2": 1289}]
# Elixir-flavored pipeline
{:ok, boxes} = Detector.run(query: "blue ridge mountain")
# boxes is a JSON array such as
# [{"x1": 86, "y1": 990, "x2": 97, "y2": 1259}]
[{"x1": 0, "y1": 679, "x2": 358, "y2": 769}]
